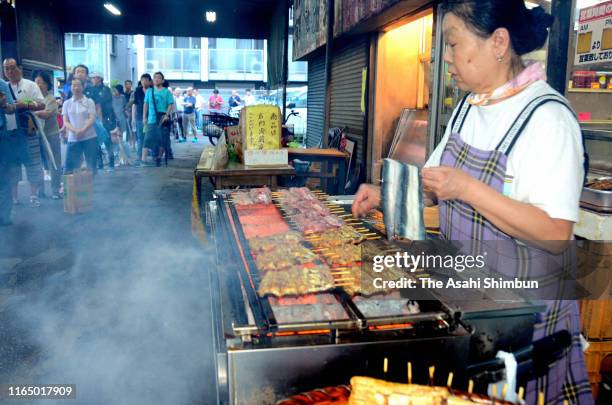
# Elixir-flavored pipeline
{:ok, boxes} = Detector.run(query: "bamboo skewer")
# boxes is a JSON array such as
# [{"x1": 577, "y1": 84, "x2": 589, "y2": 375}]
[
  {"x1": 407, "y1": 362, "x2": 412, "y2": 384},
  {"x1": 429, "y1": 366, "x2": 435, "y2": 386},
  {"x1": 538, "y1": 392, "x2": 544, "y2": 405},
  {"x1": 468, "y1": 380, "x2": 474, "y2": 395},
  {"x1": 501, "y1": 384, "x2": 508, "y2": 399},
  {"x1": 383, "y1": 358, "x2": 388, "y2": 374},
  {"x1": 447, "y1": 372, "x2": 453, "y2": 388},
  {"x1": 517, "y1": 387, "x2": 524, "y2": 402},
  {"x1": 492, "y1": 385, "x2": 497, "y2": 399}
]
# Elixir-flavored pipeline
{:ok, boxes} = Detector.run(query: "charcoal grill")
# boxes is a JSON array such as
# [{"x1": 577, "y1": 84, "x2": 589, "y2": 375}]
[{"x1": 204, "y1": 188, "x2": 544, "y2": 404}]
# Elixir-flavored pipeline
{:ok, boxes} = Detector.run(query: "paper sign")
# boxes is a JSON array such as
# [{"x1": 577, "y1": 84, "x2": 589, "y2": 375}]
[
  {"x1": 240, "y1": 105, "x2": 282, "y2": 150},
  {"x1": 244, "y1": 149, "x2": 288, "y2": 167},
  {"x1": 575, "y1": 1, "x2": 612, "y2": 65},
  {"x1": 578, "y1": 112, "x2": 592, "y2": 122}
]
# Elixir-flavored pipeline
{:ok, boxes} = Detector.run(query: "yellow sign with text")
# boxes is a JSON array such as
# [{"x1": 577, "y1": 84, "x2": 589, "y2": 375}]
[{"x1": 240, "y1": 105, "x2": 282, "y2": 150}]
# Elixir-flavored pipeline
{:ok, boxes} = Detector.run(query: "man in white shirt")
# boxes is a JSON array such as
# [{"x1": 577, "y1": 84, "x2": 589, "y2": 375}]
[
  {"x1": 243, "y1": 88, "x2": 256, "y2": 106},
  {"x1": 173, "y1": 88, "x2": 185, "y2": 141},
  {"x1": 3, "y1": 58, "x2": 46, "y2": 206}
]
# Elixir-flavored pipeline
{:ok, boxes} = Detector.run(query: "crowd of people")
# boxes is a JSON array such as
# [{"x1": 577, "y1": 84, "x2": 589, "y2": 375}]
[{"x1": 0, "y1": 60, "x2": 260, "y2": 226}]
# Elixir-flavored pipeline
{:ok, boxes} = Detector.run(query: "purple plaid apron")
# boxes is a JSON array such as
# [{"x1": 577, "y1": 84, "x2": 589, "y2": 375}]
[{"x1": 439, "y1": 94, "x2": 593, "y2": 404}]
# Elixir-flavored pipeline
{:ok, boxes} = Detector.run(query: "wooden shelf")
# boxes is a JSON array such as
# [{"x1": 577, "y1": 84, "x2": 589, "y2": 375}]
[
  {"x1": 580, "y1": 120, "x2": 612, "y2": 125},
  {"x1": 568, "y1": 88, "x2": 612, "y2": 94}
]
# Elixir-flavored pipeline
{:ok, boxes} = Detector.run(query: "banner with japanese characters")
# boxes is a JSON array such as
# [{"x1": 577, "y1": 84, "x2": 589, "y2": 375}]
[
  {"x1": 575, "y1": 0, "x2": 612, "y2": 65},
  {"x1": 240, "y1": 105, "x2": 282, "y2": 150}
]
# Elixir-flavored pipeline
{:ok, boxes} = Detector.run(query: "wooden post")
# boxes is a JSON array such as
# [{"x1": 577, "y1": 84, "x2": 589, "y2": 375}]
[
  {"x1": 282, "y1": 0, "x2": 290, "y2": 121},
  {"x1": 323, "y1": 0, "x2": 334, "y2": 147}
]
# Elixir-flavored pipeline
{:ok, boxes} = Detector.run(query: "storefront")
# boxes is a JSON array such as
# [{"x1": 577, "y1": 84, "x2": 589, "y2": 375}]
[{"x1": 190, "y1": 1, "x2": 612, "y2": 403}]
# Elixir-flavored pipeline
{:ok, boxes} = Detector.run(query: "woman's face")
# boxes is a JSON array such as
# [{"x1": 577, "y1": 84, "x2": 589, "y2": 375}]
[
  {"x1": 35, "y1": 77, "x2": 48, "y2": 93},
  {"x1": 442, "y1": 13, "x2": 499, "y2": 93},
  {"x1": 153, "y1": 74, "x2": 164, "y2": 86},
  {"x1": 140, "y1": 77, "x2": 150, "y2": 87}
]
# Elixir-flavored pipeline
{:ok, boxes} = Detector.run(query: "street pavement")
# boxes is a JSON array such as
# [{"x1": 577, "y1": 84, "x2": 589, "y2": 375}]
[{"x1": 0, "y1": 139, "x2": 218, "y2": 404}]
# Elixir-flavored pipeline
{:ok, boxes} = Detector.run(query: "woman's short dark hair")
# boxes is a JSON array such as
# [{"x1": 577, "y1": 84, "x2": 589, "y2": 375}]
[
  {"x1": 73, "y1": 64, "x2": 89, "y2": 75},
  {"x1": 443, "y1": 0, "x2": 554, "y2": 56},
  {"x1": 153, "y1": 71, "x2": 165, "y2": 80},
  {"x1": 34, "y1": 71, "x2": 53, "y2": 91}
]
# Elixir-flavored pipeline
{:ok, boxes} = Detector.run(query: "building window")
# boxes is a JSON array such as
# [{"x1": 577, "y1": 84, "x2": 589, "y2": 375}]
[
  {"x1": 154, "y1": 36, "x2": 173, "y2": 49},
  {"x1": 67, "y1": 33, "x2": 86, "y2": 49},
  {"x1": 110, "y1": 35, "x2": 117, "y2": 56}
]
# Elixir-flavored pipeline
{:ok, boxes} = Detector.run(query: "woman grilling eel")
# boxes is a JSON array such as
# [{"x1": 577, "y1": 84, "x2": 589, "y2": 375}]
[{"x1": 352, "y1": 1, "x2": 591, "y2": 404}]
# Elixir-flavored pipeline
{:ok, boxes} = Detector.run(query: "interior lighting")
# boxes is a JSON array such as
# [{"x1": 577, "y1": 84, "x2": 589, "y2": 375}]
[
  {"x1": 104, "y1": 3, "x2": 122, "y2": 16},
  {"x1": 206, "y1": 11, "x2": 217, "y2": 23}
]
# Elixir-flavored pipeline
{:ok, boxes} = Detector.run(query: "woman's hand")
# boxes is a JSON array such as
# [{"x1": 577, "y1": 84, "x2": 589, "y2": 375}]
[
  {"x1": 352, "y1": 184, "x2": 381, "y2": 218},
  {"x1": 422, "y1": 167, "x2": 475, "y2": 202}
]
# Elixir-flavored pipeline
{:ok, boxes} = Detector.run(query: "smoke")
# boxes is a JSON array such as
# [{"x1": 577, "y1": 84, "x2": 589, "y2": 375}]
[{"x1": 1, "y1": 149, "x2": 217, "y2": 405}]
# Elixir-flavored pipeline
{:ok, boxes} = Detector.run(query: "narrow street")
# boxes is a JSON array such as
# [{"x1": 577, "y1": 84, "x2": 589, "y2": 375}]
[{"x1": 0, "y1": 141, "x2": 217, "y2": 405}]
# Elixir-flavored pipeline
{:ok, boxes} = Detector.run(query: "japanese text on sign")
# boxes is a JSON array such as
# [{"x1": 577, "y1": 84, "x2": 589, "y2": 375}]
[
  {"x1": 242, "y1": 105, "x2": 282, "y2": 150},
  {"x1": 575, "y1": 1, "x2": 612, "y2": 65}
]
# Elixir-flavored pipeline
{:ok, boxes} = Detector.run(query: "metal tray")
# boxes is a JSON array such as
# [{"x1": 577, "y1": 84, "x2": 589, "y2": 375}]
[{"x1": 581, "y1": 177, "x2": 612, "y2": 211}]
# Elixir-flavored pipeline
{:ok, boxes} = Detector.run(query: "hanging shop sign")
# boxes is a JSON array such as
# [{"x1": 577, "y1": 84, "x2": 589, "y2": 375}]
[{"x1": 575, "y1": 0, "x2": 612, "y2": 65}]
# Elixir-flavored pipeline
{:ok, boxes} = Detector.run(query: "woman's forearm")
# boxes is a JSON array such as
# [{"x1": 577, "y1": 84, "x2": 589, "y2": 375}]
[{"x1": 463, "y1": 181, "x2": 574, "y2": 251}]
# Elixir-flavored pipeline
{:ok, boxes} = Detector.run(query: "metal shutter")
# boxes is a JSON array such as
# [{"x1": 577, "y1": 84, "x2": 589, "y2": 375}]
[
  {"x1": 329, "y1": 36, "x2": 369, "y2": 167},
  {"x1": 306, "y1": 53, "x2": 325, "y2": 148}
]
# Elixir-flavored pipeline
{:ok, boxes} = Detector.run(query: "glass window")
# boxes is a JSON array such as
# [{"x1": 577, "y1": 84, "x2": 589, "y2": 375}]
[
  {"x1": 191, "y1": 37, "x2": 201, "y2": 49},
  {"x1": 154, "y1": 36, "x2": 173, "y2": 49},
  {"x1": 176, "y1": 37, "x2": 190, "y2": 49},
  {"x1": 237, "y1": 39, "x2": 252, "y2": 49}
]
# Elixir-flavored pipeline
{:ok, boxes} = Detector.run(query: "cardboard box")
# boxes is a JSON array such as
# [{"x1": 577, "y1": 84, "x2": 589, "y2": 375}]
[
  {"x1": 63, "y1": 169, "x2": 93, "y2": 214},
  {"x1": 240, "y1": 105, "x2": 282, "y2": 150}
]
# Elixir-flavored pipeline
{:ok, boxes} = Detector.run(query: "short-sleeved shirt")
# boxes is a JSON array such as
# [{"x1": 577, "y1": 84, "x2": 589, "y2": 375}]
[
  {"x1": 183, "y1": 96, "x2": 196, "y2": 114},
  {"x1": 229, "y1": 95, "x2": 241, "y2": 108},
  {"x1": 0, "y1": 79, "x2": 16, "y2": 130},
  {"x1": 10, "y1": 78, "x2": 45, "y2": 129},
  {"x1": 62, "y1": 96, "x2": 97, "y2": 143},
  {"x1": 208, "y1": 94, "x2": 223, "y2": 112},
  {"x1": 85, "y1": 84, "x2": 113, "y2": 119},
  {"x1": 10, "y1": 78, "x2": 44, "y2": 104},
  {"x1": 425, "y1": 80, "x2": 584, "y2": 223},
  {"x1": 41, "y1": 93, "x2": 60, "y2": 136},
  {"x1": 175, "y1": 96, "x2": 185, "y2": 112},
  {"x1": 144, "y1": 87, "x2": 174, "y2": 125},
  {"x1": 130, "y1": 87, "x2": 147, "y2": 120}
]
